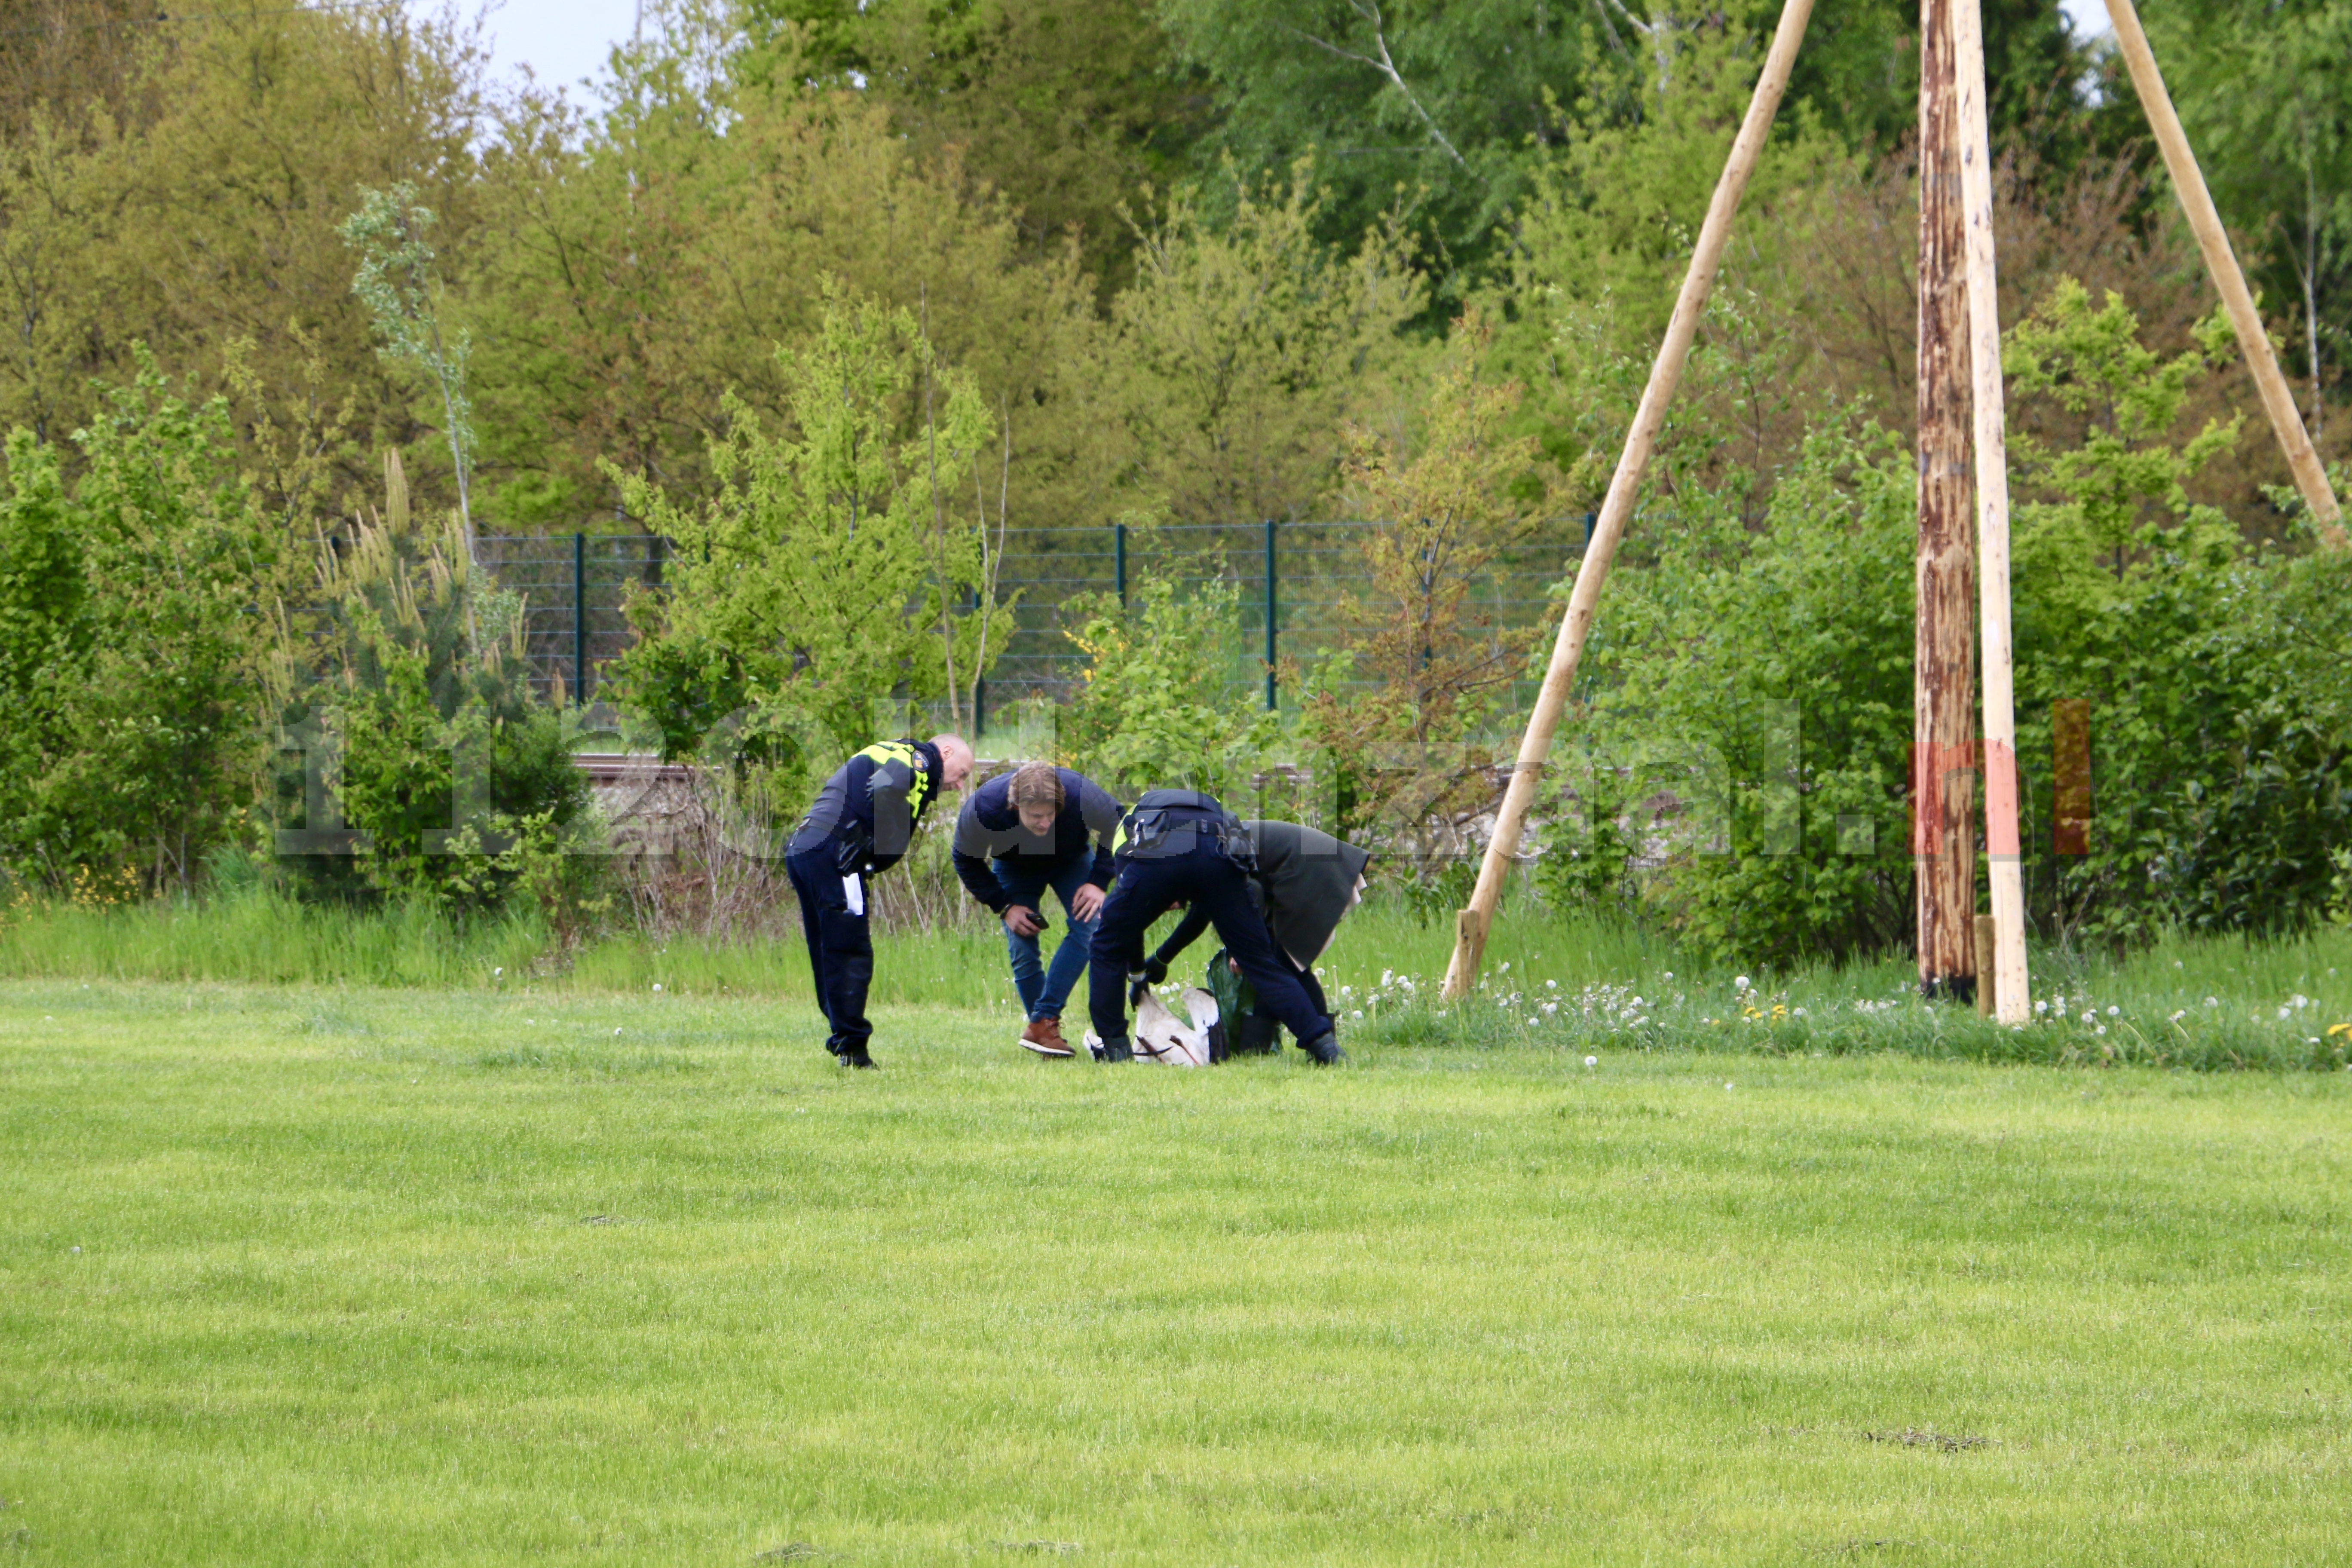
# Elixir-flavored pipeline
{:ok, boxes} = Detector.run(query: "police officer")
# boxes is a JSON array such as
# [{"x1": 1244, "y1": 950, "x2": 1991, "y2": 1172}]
[
  {"x1": 1137, "y1": 819, "x2": 1371, "y2": 1054},
  {"x1": 785, "y1": 733, "x2": 974, "y2": 1068},
  {"x1": 1085, "y1": 789, "x2": 1344, "y2": 1066},
  {"x1": 950, "y1": 760, "x2": 1124, "y2": 1059}
]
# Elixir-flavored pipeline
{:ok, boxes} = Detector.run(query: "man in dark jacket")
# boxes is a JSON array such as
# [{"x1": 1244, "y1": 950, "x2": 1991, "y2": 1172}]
[
  {"x1": 951, "y1": 760, "x2": 1124, "y2": 1058},
  {"x1": 1085, "y1": 790, "x2": 1344, "y2": 1066},
  {"x1": 784, "y1": 734, "x2": 974, "y2": 1068},
  {"x1": 1139, "y1": 820, "x2": 1372, "y2": 1054}
]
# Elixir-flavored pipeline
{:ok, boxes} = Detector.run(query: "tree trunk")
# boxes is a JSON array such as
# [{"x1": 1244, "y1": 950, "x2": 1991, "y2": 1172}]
[{"x1": 1915, "y1": 0, "x2": 1978, "y2": 1002}]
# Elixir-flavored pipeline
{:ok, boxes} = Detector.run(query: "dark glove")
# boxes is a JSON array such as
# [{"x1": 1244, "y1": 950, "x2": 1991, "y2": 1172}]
[
  {"x1": 1142, "y1": 954, "x2": 1169, "y2": 986},
  {"x1": 832, "y1": 824, "x2": 873, "y2": 877},
  {"x1": 1128, "y1": 972, "x2": 1152, "y2": 1008}
]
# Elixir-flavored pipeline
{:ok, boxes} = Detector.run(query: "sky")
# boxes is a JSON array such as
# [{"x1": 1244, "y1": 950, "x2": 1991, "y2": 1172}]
[
  {"x1": 2059, "y1": 0, "x2": 2114, "y2": 40},
  {"x1": 477, "y1": 0, "x2": 644, "y2": 97},
  {"x1": 471, "y1": 0, "x2": 2122, "y2": 99}
]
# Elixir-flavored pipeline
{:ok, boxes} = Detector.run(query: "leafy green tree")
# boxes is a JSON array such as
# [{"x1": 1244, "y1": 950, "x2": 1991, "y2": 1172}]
[
  {"x1": 1156, "y1": 0, "x2": 1604, "y2": 290},
  {"x1": 0, "y1": 3, "x2": 484, "y2": 508},
  {"x1": 1057, "y1": 574, "x2": 1277, "y2": 801},
  {"x1": 2141, "y1": 0, "x2": 2352, "y2": 446},
  {"x1": 341, "y1": 183, "x2": 480, "y2": 553},
  {"x1": 606, "y1": 288, "x2": 999, "y2": 800},
  {"x1": 741, "y1": 0, "x2": 1207, "y2": 293},
  {"x1": 467, "y1": 58, "x2": 1104, "y2": 536},
  {"x1": 1102, "y1": 161, "x2": 1425, "y2": 529},
  {"x1": 0, "y1": 355, "x2": 302, "y2": 891},
  {"x1": 1578, "y1": 415, "x2": 1920, "y2": 965},
  {"x1": 1476, "y1": 23, "x2": 1870, "y2": 518},
  {"x1": 2003, "y1": 279, "x2": 2243, "y2": 582},
  {"x1": 1301, "y1": 313, "x2": 1556, "y2": 856},
  {"x1": 1155, "y1": 0, "x2": 2104, "y2": 294},
  {"x1": 1782, "y1": 0, "x2": 2112, "y2": 171}
]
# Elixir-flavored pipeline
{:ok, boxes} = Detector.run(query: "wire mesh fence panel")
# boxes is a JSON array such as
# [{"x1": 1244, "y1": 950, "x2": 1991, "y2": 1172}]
[
  {"x1": 977, "y1": 520, "x2": 1590, "y2": 731},
  {"x1": 480, "y1": 522, "x2": 1586, "y2": 729},
  {"x1": 477, "y1": 534, "x2": 670, "y2": 703}
]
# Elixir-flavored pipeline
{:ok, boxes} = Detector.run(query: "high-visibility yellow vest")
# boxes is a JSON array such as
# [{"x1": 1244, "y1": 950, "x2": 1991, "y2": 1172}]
[{"x1": 857, "y1": 740, "x2": 934, "y2": 815}]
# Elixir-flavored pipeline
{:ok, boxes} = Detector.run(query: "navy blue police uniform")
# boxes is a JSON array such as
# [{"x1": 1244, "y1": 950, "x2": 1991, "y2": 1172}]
[
  {"x1": 1085, "y1": 789, "x2": 1341, "y2": 1063},
  {"x1": 784, "y1": 739, "x2": 945, "y2": 1066}
]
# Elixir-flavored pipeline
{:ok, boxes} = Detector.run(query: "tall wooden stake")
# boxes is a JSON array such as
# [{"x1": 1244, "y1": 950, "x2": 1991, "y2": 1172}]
[
  {"x1": 2104, "y1": 0, "x2": 2347, "y2": 549},
  {"x1": 1914, "y1": 0, "x2": 1978, "y2": 1002},
  {"x1": 1440, "y1": 0, "x2": 1819, "y2": 999},
  {"x1": 1954, "y1": 0, "x2": 2029, "y2": 1023}
]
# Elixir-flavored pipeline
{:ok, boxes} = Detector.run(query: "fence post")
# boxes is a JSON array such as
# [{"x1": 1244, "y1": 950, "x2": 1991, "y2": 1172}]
[
  {"x1": 1263, "y1": 519, "x2": 1277, "y2": 710},
  {"x1": 1115, "y1": 520, "x2": 1128, "y2": 608},
  {"x1": 573, "y1": 530, "x2": 587, "y2": 707},
  {"x1": 968, "y1": 584, "x2": 984, "y2": 742}
]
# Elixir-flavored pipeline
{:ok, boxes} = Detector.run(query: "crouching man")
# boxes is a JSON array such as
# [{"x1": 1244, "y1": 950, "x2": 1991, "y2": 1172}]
[
  {"x1": 1137, "y1": 819, "x2": 1371, "y2": 1054},
  {"x1": 1086, "y1": 790, "x2": 1344, "y2": 1066},
  {"x1": 951, "y1": 760, "x2": 1124, "y2": 1058},
  {"x1": 784, "y1": 734, "x2": 974, "y2": 1068}
]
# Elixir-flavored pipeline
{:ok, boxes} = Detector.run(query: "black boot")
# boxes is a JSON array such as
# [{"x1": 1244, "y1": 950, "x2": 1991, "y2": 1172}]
[
  {"x1": 1297, "y1": 1030, "x2": 1346, "y2": 1066},
  {"x1": 835, "y1": 1044, "x2": 877, "y2": 1069},
  {"x1": 1092, "y1": 1036, "x2": 1134, "y2": 1063}
]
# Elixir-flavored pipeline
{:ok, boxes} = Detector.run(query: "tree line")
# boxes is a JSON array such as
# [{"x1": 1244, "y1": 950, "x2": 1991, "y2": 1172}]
[
  {"x1": 0, "y1": 0, "x2": 2347, "y2": 962},
  {"x1": 0, "y1": 0, "x2": 2341, "y2": 536}
]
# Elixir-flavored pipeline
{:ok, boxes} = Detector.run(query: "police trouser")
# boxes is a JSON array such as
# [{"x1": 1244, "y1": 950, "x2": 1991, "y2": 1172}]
[
  {"x1": 1089, "y1": 838, "x2": 1331, "y2": 1052},
  {"x1": 787, "y1": 845, "x2": 873, "y2": 1055}
]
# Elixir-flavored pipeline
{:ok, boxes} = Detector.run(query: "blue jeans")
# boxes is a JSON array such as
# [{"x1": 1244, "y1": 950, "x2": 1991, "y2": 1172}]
[{"x1": 995, "y1": 856, "x2": 1101, "y2": 1022}]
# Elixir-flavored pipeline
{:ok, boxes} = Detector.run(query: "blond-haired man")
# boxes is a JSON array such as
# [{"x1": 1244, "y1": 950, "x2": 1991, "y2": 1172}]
[{"x1": 951, "y1": 760, "x2": 1124, "y2": 1057}]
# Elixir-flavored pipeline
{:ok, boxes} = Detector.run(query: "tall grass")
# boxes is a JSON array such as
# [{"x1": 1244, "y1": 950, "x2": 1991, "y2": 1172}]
[
  {"x1": 7, "y1": 882, "x2": 2351, "y2": 1069},
  {"x1": 0, "y1": 887, "x2": 547, "y2": 987}
]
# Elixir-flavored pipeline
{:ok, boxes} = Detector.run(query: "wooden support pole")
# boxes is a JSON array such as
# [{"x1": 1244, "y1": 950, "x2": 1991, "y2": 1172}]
[
  {"x1": 1914, "y1": 0, "x2": 1978, "y2": 1003},
  {"x1": 1954, "y1": 0, "x2": 2030, "y2": 1024},
  {"x1": 1440, "y1": 0, "x2": 1818, "y2": 999},
  {"x1": 2104, "y1": 0, "x2": 2347, "y2": 549},
  {"x1": 1972, "y1": 914, "x2": 1997, "y2": 1018}
]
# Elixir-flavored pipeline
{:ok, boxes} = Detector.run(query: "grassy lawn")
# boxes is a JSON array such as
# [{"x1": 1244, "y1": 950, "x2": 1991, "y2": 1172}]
[{"x1": 2, "y1": 981, "x2": 2347, "y2": 1564}]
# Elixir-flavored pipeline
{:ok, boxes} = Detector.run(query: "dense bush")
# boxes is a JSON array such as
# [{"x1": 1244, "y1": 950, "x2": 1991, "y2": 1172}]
[
  {"x1": 0, "y1": 359, "x2": 298, "y2": 892},
  {"x1": 1057, "y1": 571, "x2": 1275, "y2": 802},
  {"x1": 276, "y1": 454, "x2": 596, "y2": 920},
  {"x1": 1576, "y1": 284, "x2": 2352, "y2": 965},
  {"x1": 606, "y1": 290, "x2": 1004, "y2": 825}
]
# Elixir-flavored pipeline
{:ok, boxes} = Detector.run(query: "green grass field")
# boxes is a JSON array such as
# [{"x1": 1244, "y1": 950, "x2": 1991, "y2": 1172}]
[{"x1": 3, "y1": 977, "x2": 2348, "y2": 1564}]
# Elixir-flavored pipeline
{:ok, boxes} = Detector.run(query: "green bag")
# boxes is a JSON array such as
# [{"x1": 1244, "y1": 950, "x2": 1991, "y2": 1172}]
[{"x1": 1205, "y1": 949, "x2": 1279, "y2": 1054}]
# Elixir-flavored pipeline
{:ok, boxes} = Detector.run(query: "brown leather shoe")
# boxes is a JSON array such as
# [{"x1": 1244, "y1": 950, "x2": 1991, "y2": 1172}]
[{"x1": 1019, "y1": 1016, "x2": 1074, "y2": 1058}]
